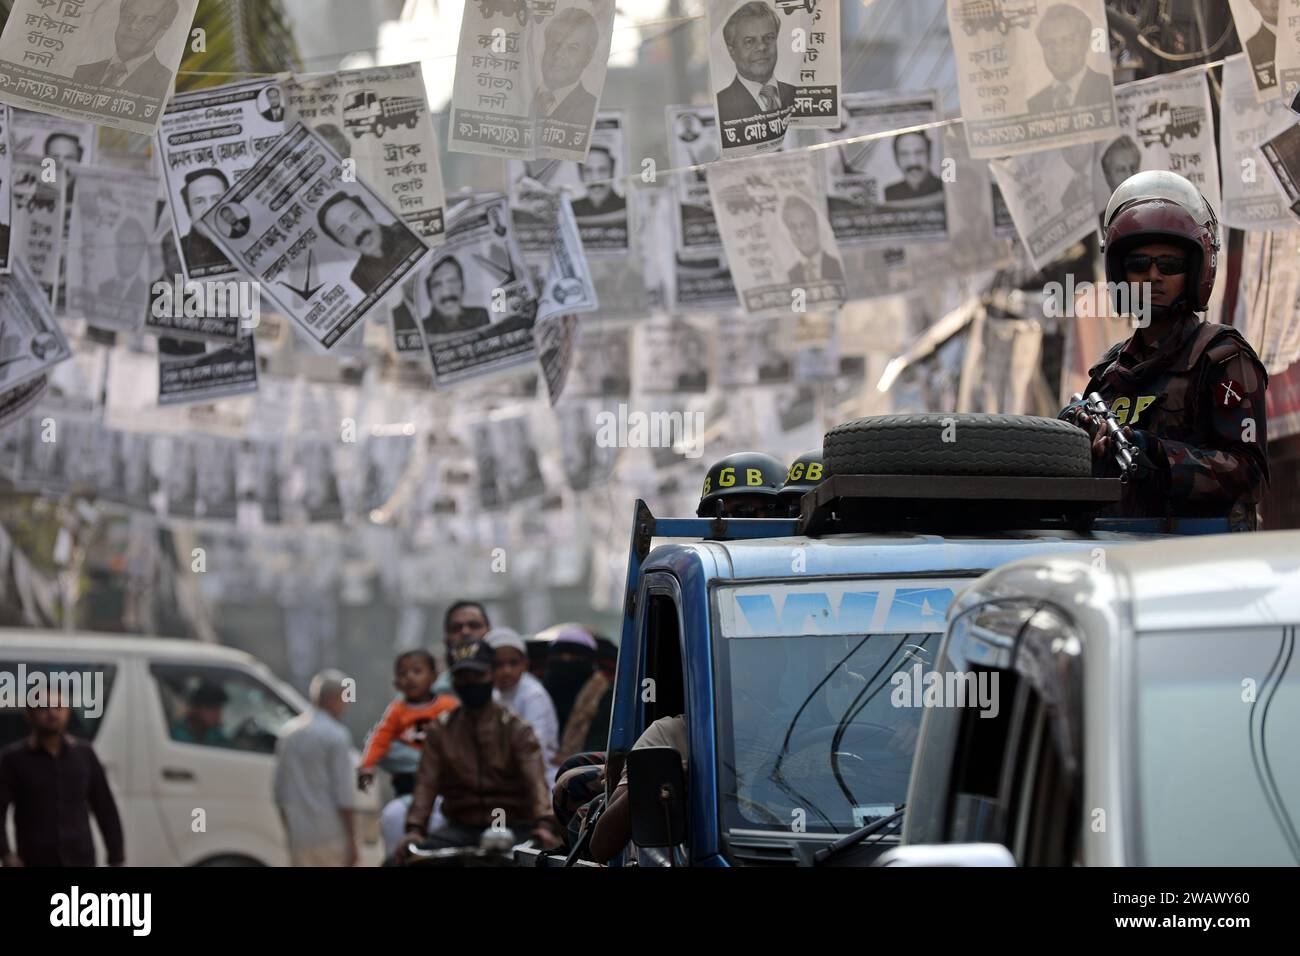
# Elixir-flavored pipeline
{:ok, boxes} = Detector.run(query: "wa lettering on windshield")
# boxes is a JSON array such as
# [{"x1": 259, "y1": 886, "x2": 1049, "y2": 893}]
[{"x1": 720, "y1": 579, "x2": 968, "y2": 637}]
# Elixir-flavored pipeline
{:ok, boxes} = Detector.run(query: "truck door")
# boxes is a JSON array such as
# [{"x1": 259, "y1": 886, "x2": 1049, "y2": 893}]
[{"x1": 612, "y1": 572, "x2": 689, "y2": 865}]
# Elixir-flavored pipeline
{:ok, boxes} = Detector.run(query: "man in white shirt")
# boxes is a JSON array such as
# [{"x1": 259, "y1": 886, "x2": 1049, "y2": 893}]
[
  {"x1": 272, "y1": 669, "x2": 358, "y2": 866},
  {"x1": 487, "y1": 627, "x2": 560, "y2": 783}
]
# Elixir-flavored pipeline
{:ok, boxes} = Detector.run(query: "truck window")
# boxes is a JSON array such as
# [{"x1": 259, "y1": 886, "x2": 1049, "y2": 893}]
[
  {"x1": 150, "y1": 663, "x2": 299, "y2": 755},
  {"x1": 642, "y1": 591, "x2": 685, "y2": 725},
  {"x1": 0, "y1": 660, "x2": 118, "y2": 749}
]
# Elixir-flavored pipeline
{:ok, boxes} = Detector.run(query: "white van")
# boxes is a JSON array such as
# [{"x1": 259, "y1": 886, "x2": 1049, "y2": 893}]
[{"x1": 0, "y1": 629, "x2": 382, "y2": 866}]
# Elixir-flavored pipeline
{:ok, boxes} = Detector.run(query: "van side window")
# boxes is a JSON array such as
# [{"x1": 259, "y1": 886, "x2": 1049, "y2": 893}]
[
  {"x1": 150, "y1": 664, "x2": 299, "y2": 754},
  {"x1": 0, "y1": 661, "x2": 118, "y2": 749}
]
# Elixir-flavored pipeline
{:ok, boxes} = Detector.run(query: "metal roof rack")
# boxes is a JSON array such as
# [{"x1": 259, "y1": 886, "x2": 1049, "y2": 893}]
[{"x1": 797, "y1": 474, "x2": 1229, "y2": 536}]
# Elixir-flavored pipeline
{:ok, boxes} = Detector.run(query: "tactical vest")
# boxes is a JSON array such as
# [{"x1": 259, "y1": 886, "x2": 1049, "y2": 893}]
[{"x1": 1083, "y1": 320, "x2": 1268, "y2": 528}]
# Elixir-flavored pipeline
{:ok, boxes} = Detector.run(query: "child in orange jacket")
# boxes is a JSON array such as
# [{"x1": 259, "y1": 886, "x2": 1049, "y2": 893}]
[{"x1": 357, "y1": 650, "x2": 458, "y2": 793}]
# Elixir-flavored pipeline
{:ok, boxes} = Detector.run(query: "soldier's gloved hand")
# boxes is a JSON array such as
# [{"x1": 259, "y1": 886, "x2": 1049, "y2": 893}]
[
  {"x1": 1094, "y1": 426, "x2": 1159, "y2": 478},
  {"x1": 1060, "y1": 401, "x2": 1100, "y2": 440},
  {"x1": 1126, "y1": 428, "x2": 1161, "y2": 478}
]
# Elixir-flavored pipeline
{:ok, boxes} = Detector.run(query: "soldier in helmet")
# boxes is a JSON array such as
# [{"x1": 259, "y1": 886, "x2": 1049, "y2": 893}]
[
  {"x1": 1060, "y1": 171, "x2": 1268, "y2": 530},
  {"x1": 777, "y1": 448, "x2": 826, "y2": 518},
  {"x1": 697, "y1": 452, "x2": 787, "y2": 518}
]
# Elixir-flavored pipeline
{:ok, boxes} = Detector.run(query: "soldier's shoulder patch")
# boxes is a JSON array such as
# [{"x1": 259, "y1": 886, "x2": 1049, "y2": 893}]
[{"x1": 1214, "y1": 379, "x2": 1245, "y2": 408}]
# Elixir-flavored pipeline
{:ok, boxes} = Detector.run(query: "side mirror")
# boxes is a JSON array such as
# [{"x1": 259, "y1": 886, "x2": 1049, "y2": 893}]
[
  {"x1": 626, "y1": 746, "x2": 686, "y2": 851},
  {"x1": 873, "y1": 843, "x2": 1016, "y2": 867}
]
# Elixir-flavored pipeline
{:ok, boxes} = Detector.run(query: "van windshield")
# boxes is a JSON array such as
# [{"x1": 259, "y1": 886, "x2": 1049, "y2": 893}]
[{"x1": 713, "y1": 577, "x2": 968, "y2": 834}]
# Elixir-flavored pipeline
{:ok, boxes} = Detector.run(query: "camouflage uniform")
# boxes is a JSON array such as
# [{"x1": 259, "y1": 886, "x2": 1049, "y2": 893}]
[{"x1": 1075, "y1": 318, "x2": 1269, "y2": 530}]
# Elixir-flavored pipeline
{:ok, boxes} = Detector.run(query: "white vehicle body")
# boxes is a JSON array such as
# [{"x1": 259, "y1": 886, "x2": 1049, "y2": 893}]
[
  {"x1": 895, "y1": 530, "x2": 1300, "y2": 866},
  {"x1": 0, "y1": 631, "x2": 381, "y2": 866}
]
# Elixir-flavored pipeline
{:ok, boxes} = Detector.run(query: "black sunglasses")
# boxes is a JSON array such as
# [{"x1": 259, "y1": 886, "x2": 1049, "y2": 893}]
[{"x1": 1122, "y1": 253, "x2": 1189, "y2": 276}]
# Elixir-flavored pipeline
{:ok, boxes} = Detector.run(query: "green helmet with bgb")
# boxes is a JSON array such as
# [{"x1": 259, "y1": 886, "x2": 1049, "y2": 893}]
[
  {"x1": 696, "y1": 452, "x2": 787, "y2": 518},
  {"x1": 778, "y1": 448, "x2": 827, "y2": 515}
]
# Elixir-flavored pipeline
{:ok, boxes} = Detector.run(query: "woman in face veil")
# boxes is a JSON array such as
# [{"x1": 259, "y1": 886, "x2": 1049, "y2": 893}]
[{"x1": 542, "y1": 627, "x2": 599, "y2": 733}]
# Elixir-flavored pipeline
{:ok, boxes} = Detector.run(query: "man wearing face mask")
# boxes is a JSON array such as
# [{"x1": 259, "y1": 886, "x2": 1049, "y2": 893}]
[{"x1": 400, "y1": 640, "x2": 561, "y2": 856}]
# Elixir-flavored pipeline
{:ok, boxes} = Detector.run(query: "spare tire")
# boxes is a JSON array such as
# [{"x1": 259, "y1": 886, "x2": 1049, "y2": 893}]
[{"x1": 823, "y1": 413, "x2": 1091, "y2": 478}]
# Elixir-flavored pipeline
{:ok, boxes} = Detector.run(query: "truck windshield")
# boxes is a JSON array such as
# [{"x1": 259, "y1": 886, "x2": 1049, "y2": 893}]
[
  {"x1": 1136, "y1": 626, "x2": 1300, "y2": 865},
  {"x1": 713, "y1": 577, "x2": 968, "y2": 834}
]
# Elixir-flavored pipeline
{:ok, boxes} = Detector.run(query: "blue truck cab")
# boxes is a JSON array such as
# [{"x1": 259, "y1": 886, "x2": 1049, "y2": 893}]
[{"x1": 520, "y1": 464, "x2": 1230, "y2": 868}]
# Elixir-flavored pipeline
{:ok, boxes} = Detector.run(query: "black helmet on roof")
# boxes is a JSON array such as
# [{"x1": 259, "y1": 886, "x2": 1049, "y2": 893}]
[
  {"x1": 697, "y1": 452, "x2": 786, "y2": 518},
  {"x1": 778, "y1": 448, "x2": 826, "y2": 515}
]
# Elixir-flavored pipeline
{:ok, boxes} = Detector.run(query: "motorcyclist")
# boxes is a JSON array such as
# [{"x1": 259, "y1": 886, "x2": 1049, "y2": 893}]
[
  {"x1": 777, "y1": 448, "x2": 826, "y2": 518},
  {"x1": 398, "y1": 640, "x2": 561, "y2": 860},
  {"x1": 696, "y1": 452, "x2": 788, "y2": 518},
  {"x1": 1059, "y1": 171, "x2": 1268, "y2": 530}
]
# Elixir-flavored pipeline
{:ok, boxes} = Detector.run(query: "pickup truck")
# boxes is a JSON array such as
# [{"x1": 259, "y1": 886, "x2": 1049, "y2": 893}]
[
  {"x1": 883, "y1": 528, "x2": 1298, "y2": 867},
  {"x1": 342, "y1": 90, "x2": 424, "y2": 138},
  {"x1": 516, "y1": 413, "x2": 1231, "y2": 867}
]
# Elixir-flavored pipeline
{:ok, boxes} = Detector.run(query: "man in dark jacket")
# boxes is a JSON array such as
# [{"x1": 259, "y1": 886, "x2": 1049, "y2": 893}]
[
  {"x1": 0, "y1": 700, "x2": 124, "y2": 867},
  {"x1": 1061, "y1": 171, "x2": 1269, "y2": 530},
  {"x1": 400, "y1": 640, "x2": 561, "y2": 856}
]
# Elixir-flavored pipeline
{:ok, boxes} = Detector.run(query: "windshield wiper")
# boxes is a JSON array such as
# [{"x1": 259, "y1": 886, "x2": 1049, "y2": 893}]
[{"x1": 813, "y1": 806, "x2": 905, "y2": 865}]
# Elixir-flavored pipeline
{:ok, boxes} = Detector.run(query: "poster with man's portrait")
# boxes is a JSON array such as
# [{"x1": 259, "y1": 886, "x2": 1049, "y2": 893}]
[
  {"x1": 157, "y1": 77, "x2": 287, "y2": 282},
  {"x1": 0, "y1": 257, "x2": 72, "y2": 394},
  {"x1": 195, "y1": 122, "x2": 431, "y2": 352},
  {"x1": 283, "y1": 62, "x2": 448, "y2": 246},
  {"x1": 1259, "y1": 120, "x2": 1300, "y2": 221},
  {"x1": 412, "y1": 193, "x2": 539, "y2": 387},
  {"x1": 949, "y1": 0, "x2": 1118, "y2": 159},
  {"x1": 1229, "y1": 0, "x2": 1283, "y2": 100},
  {"x1": 990, "y1": 142, "x2": 1101, "y2": 269},
  {"x1": 470, "y1": 413, "x2": 546, "y2": 510},
  {"x1": 67, "y1": 165, "x2": 159, "y2": 330},
  {"x1": 916, "y1": 122, "x2": 1017, "y2": 277},
  {"x1": 11, "y1": 109, "x2": 92, "y2": 306},
  {"x1": 707, "y1": 0, "x2": 796, "y2": 157},
  {"x1": 0, "y1": 0, "x2": 200, "y2": 136},
  {"x1": 822, "y1": 89, "x2": 950, "y2": 245},
  {"x1": 1272, "y1": 0, "x2": 1300, "y2": 103},
  {"x1": 509, "y1": 111, "x2": 629, "y2": 256},
  {"x1": 8, "y1": 158, "x2": 63, "y2": 303},
  {"x1": 565, "y1": 322, "x2": 631, "y2": 398},
  {"x1": 635, "y1": 314, "x2": 711, "y2": 393},
  {"x1": 1101, "y1": 71, "x2": 1220, "y2": 219},
  {"x1": 448, "y1": 0, "x2": 615, "y2": 162},
  {"x1": 666, "y1": 104, "x2": 727, "y2": 252},
  {"x1": 708, "y1": 151, "x2": 846, "y2": 317},
  {"x1": 528, "y1": 0, "x2": 617, "y2": 161},
  {"x1": 1219, "y1": 54, "x2": 1298, "y2": 229}
]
